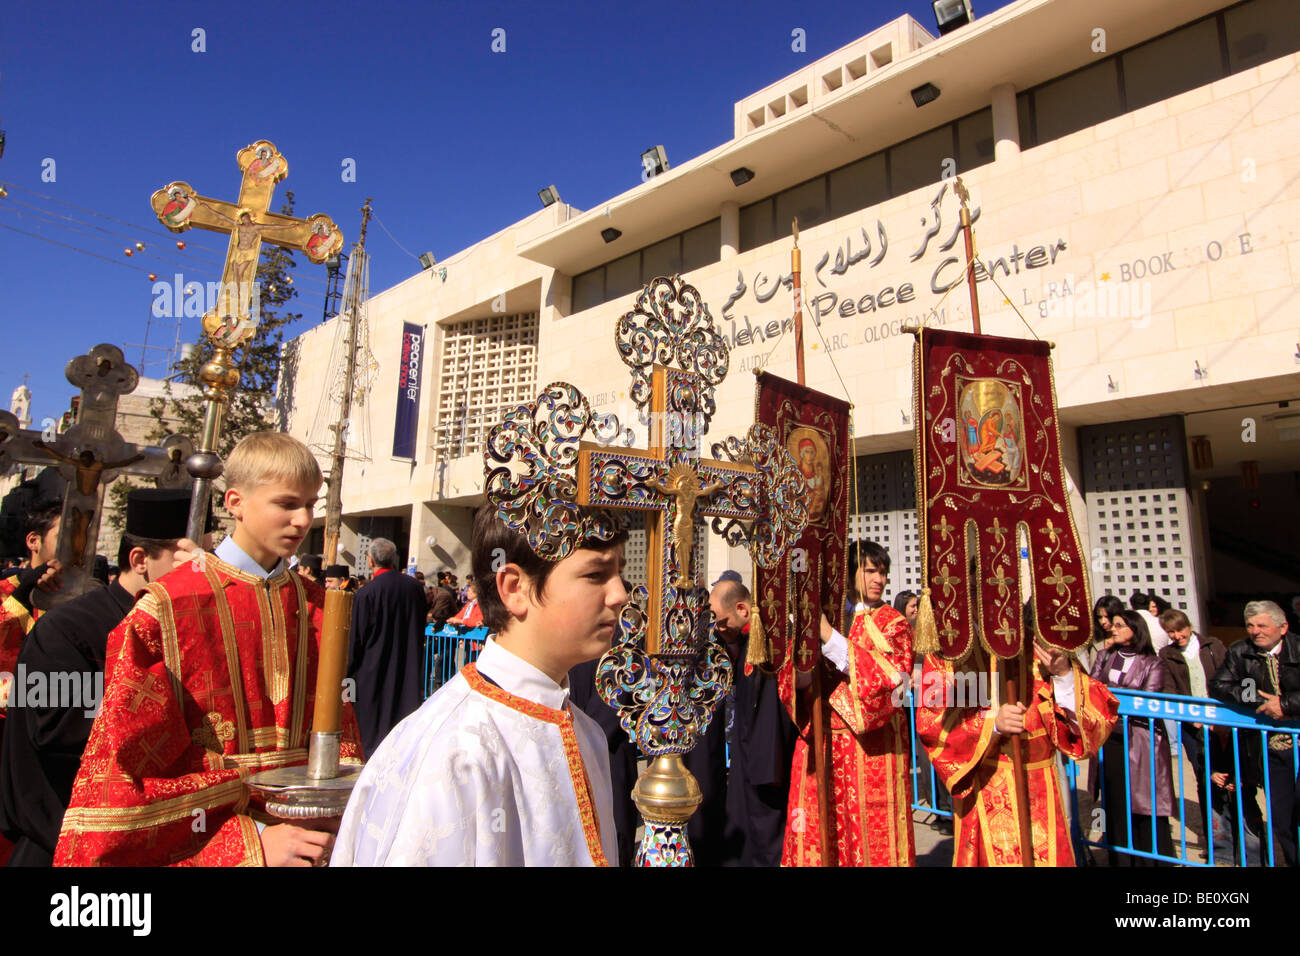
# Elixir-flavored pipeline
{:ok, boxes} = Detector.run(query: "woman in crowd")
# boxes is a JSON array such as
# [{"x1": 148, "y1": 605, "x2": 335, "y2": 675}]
[
  {"x1": 1089, "y1": 595, "x2": 1125, "y2": 670},
  {"x1": 1148, "y1": 592, "x2": 1172, "y2": 619},
  {"x1": 893, "y1": 590, "x2": 918, "y2": 631},
  {"x1": 1090, "y1": 610, "x2": 1175, "y2": 865}
]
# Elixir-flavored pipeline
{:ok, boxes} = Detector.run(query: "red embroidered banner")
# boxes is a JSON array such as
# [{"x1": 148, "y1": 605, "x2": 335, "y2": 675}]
[
  {"x1": 752, "y1": 372, "x2": 852, "y2": 723},
  {"x1": 914, "y1": 328, "x2": 1091, "y2": 660}
]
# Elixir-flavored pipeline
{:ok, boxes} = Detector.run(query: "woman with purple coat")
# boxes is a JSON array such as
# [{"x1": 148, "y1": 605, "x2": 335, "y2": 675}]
[{"x1": 1089, "y1": 610, "x2": 1175, "y2": 865}]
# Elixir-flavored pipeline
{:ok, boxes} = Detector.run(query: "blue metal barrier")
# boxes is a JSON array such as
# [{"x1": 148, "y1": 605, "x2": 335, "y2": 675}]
[
  {"x1": 1069, "y1": 687, "x2": 1298, "y2": 867},
  {"x1": 905, "y1": 685, "x2": 1299, "y2": 866},
  {"x1": 905, "y1": 690, "x2": 953, "y2": 820},
  {"x1": 423, "y1": 624, "x2": 489, "y2": 698}
]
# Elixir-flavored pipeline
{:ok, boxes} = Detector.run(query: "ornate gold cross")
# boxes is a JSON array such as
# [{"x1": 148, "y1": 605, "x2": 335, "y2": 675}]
[{"x1": 151, "y1": 139, "x2": 343, "y2": 348}]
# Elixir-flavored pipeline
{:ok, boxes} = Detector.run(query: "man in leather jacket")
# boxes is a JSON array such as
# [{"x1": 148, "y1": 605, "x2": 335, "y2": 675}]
[{"x1": 1209, "y1": 600, "x2": 1299, "y2": 866}]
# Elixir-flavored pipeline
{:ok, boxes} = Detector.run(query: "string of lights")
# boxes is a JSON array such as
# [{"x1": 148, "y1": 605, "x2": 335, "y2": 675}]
[{"x1": 0, "y1": 180, "x2": 333, "y2": 290}]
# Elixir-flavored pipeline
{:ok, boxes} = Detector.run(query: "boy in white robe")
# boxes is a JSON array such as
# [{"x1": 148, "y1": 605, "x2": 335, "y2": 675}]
[{"x1": 332, "y1": 505, "x2": 627, "y2": 866}]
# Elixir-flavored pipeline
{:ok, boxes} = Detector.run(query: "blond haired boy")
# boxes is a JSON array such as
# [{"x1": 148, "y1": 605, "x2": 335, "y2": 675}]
[{"x1": 55, "y1": 431, "x2": 362, "y2": 866}]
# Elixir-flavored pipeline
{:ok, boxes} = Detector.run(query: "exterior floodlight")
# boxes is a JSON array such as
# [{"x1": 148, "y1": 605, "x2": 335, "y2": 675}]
[
  {"x1": 911, "y1": 82, "x2": 941, "y2": 107},
  {"x1": 730, "y1": 167, "x2": 755, "y2": 187},
  {"x1": 601, "y1": 227, "x2": 622, "y2": 243},
  {"x1": 641, "y1": 145, "x2": 669, "y2": 179},
  {"x1": 538, "y1": 186, "x2": 560, "y2": 207},
  {"x1": 933, "y1": 0, "x2": 974, "y2": 35},
  {"x1": 419, "y1": 252, "x2": 437, "y2": 270}
]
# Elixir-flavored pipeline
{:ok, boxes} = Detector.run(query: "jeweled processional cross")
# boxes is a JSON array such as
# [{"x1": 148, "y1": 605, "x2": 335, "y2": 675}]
[{"x1": 484, "y1": 275, "x2": 808, "y2": 866}]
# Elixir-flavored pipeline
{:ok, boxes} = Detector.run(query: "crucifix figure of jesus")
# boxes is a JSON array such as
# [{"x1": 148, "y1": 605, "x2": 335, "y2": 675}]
[
  {"x1": 645, "y1": 464, "x2": 725, "y2": 589},
  {"x1": 0, "y1": 345, "x2": 195, "y2": 607}
]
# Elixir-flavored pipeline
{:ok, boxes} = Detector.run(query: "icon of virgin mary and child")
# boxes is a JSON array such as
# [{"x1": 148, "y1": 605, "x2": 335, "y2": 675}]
[{"x1": 958, "y1": 379, "x2": 1025, "y2": 487}]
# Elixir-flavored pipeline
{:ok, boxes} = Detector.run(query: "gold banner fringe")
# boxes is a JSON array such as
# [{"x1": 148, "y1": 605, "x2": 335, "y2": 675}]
[
  {"x1": 914, "y1": 587, "x2": 941, "y2": 657},
  {"x1": 747, "y1": 607, "x2": 771, "y2": 667}
]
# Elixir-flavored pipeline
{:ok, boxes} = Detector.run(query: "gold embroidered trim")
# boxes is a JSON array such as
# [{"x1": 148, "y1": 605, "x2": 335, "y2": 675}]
[
  {"x1": 207, "y1": 567, "x2": 251, "y2": 753},
  {"x1": 237, "y1": 814, "x2": 265, "y2": 866},
  {"x1": 219, "y1": 747, "x2": 306, "y2": 769},
  {"x1": 462, "y1": 664, "x2": 610, "y2": 867},
  {"x1": 289, "y1": 572, "x2": 310, "y2": 747},
  {"x1": 256, "y1": 579, "x2": 289, "y2": 709},
  {"x1": 1, "y1": 594, "x2": 33, "y2": 634},
  {"x1": 61, "y1": 779, "x2": 246, "y2": 832},
  {"x1": 142, "y1": 589, "x2": 184, "y2": 704}
]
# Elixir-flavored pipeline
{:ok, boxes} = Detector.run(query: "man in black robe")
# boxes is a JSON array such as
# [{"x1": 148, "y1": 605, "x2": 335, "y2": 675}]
[
  {"x1": 347, "y1": 538, "x2": 426, "y2": 756},
  {"x1": 707, "y1": 576, "x2": 797, "y2": 865},
  {"x1": 297, "y1": 553, "x2": 323, "y2": 585},
  {"x1": 568, "y1": 656, "x2": 639, "y2": 866},
  {"x1": 0, "y1": 488, "x2": 193, "y2": 865}
]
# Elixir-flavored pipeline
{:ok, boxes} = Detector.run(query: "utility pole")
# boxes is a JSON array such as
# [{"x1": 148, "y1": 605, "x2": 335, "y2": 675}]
[{"x1": 323, "y1": 197, "x2": 372, "y2": 564}]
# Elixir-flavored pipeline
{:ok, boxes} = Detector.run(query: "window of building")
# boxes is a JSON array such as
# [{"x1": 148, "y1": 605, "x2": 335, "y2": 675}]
[
  {"x1": 434, "y1": 312, "x2": 539, "y2": 460},
  {"x1": 641, "y1": 234, "x2": 683, "y2": 283},
  {"x1": 889, "y1": 124, "x2": 954, "y2": 197},
  {"x1": 739, "y1": 197, "x2": 775, "y2": 251},
  {"x1": 1032, "y1": 60, "x2": 1123, "y2": 145},
  {"x1": 605, "y1": 252, "x2": 641, "y2": 300},
  {"x1": 1225, "y1": 0, "x2": 1300, "y2": 71},
  {"x1": 682, "y1": 219, "x2": 721, "y2": 272},
  {"x1": 570, "y1": 218, "x2": 721, "y2": 314},
  {"x1": 573, "y1": 270, "x2": 604, "y2": 312},
  {"x1": 1122, "y1": 17, "x2": 1223, "y2": 112},
  {"x1": 774, "y1": 177, "x2": 828, "y2": 238},
  {"x1": 1020, "y1": 0, "x2": 1300, "y2": 150},
  {"x1": 955, "y1": 108, "x2": 994, "y2": 172},
  {"x1": 828, "y1": 153, "x2": 889, "y2": 220}
]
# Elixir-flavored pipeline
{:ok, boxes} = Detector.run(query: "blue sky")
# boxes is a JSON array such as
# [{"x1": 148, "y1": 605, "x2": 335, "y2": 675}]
[{"x1": 1, "y1": 0, "x2": 1013, "y2": 427}]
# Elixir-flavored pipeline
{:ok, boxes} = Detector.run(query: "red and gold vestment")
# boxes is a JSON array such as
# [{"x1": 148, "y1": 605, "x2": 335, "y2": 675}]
[
  {"x1": 54, "y1": 556, "x2": 361, "y2": 866},
  {"x1": 916, "y1": 650, "x2": 1117, "y2": 866},
  {"x1": 781, "y1": 604, "x2": 915, "y2": 867}
]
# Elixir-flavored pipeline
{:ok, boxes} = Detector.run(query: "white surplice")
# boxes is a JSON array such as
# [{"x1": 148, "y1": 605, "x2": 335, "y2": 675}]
[{"x1": 331, "y1": 637, "x2": 618, "y2": 866}]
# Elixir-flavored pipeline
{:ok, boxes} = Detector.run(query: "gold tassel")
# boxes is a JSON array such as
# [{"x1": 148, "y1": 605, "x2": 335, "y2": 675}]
[
  {"x1": 914, "y1": 587, "x2": 941, "y2": 657},
  {"x1": 746, "y1": 606, "x2": 771, "y2": 667}
]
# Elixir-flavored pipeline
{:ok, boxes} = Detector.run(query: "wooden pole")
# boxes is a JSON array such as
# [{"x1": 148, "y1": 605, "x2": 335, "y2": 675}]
[
  {"x1": 792, "y1": 218, "x2": 807, "y2": 388},
  {"x1": 957, "y1": 178, "x2": 1032, "y2": 863},
  {"x1": 792, "y1": 218, "x2": 837, "y2": 867},
  {"x1": 323, "y1": 198, "x2": 373, "y2": 565},
  {"x1": 312, "y1": 588, "x2": 353, "y2": 734},
  {"x1": 1001, "y1": 648, "x2": 1037, "y2": 866},
  {"x1": 955, "y1": 178, "x2": 981, "y2": 336}
]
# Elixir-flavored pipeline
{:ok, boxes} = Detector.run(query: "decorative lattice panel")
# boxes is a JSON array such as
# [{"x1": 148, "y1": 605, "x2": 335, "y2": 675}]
[
  {"x1": 434, "y1": 312, "x2": 539, "y2": 459},
  {"x1": 1080, "y1": 416, "x2": 1202, "y2": 626},
  {"x1": 847, "y1": 450, "x2": 921, "y2": 599},
  {"x1": 623, "y1": 525, "x2": 648, "y2": 592}
]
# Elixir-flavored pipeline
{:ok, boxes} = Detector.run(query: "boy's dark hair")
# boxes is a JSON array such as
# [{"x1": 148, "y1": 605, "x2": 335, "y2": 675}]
[
  {"x1": 472, "y1": 504, "x2": 627, "y2": 634},
  {"x1": 1129, "y1": 591, "x2": 1149, "y2": 611},
  {"x1": 116, "y1": 533, "x2": 179, "y2": 570},
  {"x1": 846, "y1": 539, "x2": 891, "y2": 579},
  {"x1": 24, "y1": 501, "x2": 62, "y2": 541}
]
